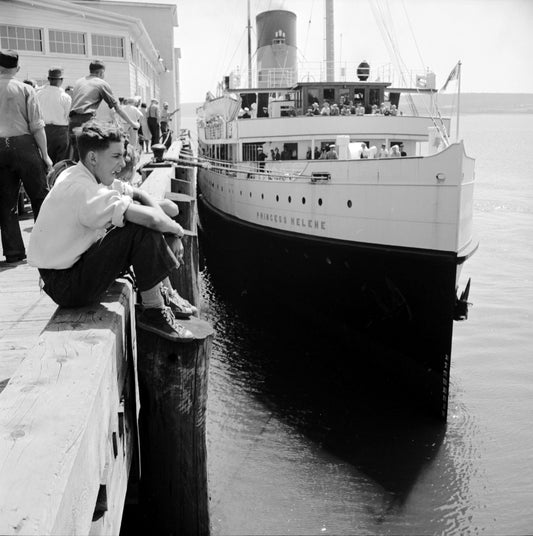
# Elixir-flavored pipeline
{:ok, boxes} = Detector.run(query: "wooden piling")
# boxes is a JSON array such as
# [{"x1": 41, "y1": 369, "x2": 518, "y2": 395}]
[{"x1": 136, "y1": 317, "x2": 213, "y2": 536}]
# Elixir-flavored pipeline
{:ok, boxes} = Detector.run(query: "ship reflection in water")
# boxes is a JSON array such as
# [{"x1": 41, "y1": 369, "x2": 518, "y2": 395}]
[{"x1": 201, "y1": 250, "x2": 475, "y2": 535}]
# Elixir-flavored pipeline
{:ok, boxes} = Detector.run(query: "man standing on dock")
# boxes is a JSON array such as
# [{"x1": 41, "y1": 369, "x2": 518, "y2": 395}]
[
  {"x1": 68, "y1": 60, "x2": 139, "y2": 160},
  {"x1": 36, "y1": 67, "x2": 71, "y2": 164},
  {"x1": 147, "y1": 98, "x2": 160, "y2": 148},
  {"x1": 28, "y1": 120, "x2": 194, "y2": 342},
  {"x1": 0, "y1": 49, "x2": 52, "y2": 263}
]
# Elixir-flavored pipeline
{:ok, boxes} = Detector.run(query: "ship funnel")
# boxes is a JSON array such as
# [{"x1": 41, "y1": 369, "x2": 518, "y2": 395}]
[{"x1": 256, "y1": 10, "x2": 297, "y2": 88}]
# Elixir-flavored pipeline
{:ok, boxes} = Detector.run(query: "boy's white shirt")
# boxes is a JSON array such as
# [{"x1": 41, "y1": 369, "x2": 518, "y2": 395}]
[{"x1": 28, "y1": 162, "x2": 133, "y2": 269}]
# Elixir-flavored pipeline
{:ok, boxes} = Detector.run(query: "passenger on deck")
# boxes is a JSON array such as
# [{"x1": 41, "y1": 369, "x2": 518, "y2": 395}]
[
  {"x1": 257, "y1": 148, "x2": 267, "y2": 170},
  {"x1": 311, "y1": 102, "x2": 320, "y2": 115},
  {"x1": 306, "y1": 147, "x2": 312, "y2": 159},
  {"x1": 320, "y1": 102, "x2": 331, "y2": 116},
  {"x1": 241, "y1": 107, "x2": 251, "y2": 119},
  {"x1": 360, "y1": 142, "x2": 370, "y2": 158},
  {"x1": 377, "y1": 143, "x2": 389, "y2": 158},
  {"x1": 314, "y1": 147, "x2": 320, "y2": 160},
  {"x1": 28, "y1": 120, "x2": 196, "y2": 342},
  {"x1": 355, "y1": 103, "x2": 365, "y2": 116},
  {"x1": 326, "y1": 144, "x2": 338, "y2": 159},
  {"x1": 371, "y1": 104, "x2": 380, "y2": 115},
  {"x1": 389, "y1": 144, "x2": 401, "y2": 157},
  {"x1": 330, "y1": 103, "x2": 340, "y2": 116},
  {"x1": 390, "y1": 104, "x2": 398, "y2": 116},
  {"x1": 305, "y1": 107, "x2": 314, "y2": 116}
]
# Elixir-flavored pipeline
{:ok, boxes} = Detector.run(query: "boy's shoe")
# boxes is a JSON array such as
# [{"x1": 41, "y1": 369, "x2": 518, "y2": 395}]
[
  {"x1": 137, "y1": 306, "x2": 194, "y2": 343},
  {"x1": 161, "y1": 286, "x2": 198, "y2": 318}
]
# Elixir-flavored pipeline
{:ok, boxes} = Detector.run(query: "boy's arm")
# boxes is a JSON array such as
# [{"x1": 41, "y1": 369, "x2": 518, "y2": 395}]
[{"x1": 124, "y1": 202, "x2": 184, "y2": 237}]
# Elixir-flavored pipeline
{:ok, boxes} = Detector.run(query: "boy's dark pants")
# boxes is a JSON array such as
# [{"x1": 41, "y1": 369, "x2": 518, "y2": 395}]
[{"x1": 39, "y1": 223, "x2": 179, "y2": 307}]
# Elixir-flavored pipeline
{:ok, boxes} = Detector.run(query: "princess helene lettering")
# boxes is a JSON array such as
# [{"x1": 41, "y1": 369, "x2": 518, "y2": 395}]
[{"x1": 257, "y1": 211, "x2": 326, "y2": 231}]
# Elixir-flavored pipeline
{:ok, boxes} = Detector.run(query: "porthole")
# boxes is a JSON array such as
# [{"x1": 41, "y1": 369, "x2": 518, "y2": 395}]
[
  {"x1": 318, "y1": 198, "x2": 323, "y2": 206},
  {"x1": 261, "y1": 193, "x2": 264, "y2": 199},
  {"x1": 276, "y1": 195, "x2": 279, "y2": 202},
  {"x1": 302, "y1": 197, "x2": 306, "y2": 205},
  {"x1": 249, "y1": 192, "x2": 252, "y2": 197},
  {"x1": 240, "y1": 190, "x2": 242, "y2": 196},
  {"x1": 347, "y1": 200, "x2": 352, "y2": 208},
  {"x1": 288, "y1": 196, "x2": 292, "y2": 203}
]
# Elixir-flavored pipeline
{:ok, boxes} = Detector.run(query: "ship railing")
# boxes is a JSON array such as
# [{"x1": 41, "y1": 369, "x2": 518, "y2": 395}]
[
  {"x1": 232, "y1": 62, "x2": 434, "y2": 90},
  {"x1": 195, "y1": 154, "x2": 317, "y2": 182}
]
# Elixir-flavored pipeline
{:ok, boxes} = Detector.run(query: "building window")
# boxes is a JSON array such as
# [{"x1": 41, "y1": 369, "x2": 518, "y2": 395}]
[
  {"x1": 49, "y1": 30, "x2": 86, "y2": 55},
  {"x1": 0, "y1": 25, "x2": 42, "y2": 52},
  {"x1": 92, "y1": 34, "x2": 124, "y2": 58}
]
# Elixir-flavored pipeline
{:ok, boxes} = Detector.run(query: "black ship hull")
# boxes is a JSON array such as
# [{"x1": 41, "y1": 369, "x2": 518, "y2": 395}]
[{"x1": 198, "y1": 192, "x2": 463, "y2": 420}]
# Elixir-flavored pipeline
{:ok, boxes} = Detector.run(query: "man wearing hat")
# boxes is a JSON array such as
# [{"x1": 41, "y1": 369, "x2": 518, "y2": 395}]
[
  {"x1": 0, "y1": 49, "x2": 52, "y2": 263},
  {"x1": 36, "y1": 66, "x2": 71, "y2": 164},
  {"x1": 69, "y1": 59, "x2": 139, "y2": 160}
]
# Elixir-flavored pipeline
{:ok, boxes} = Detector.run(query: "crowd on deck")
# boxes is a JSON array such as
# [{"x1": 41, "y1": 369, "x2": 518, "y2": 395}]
[{"x1": 0, "y1": 49, "x2": 195, "y2": 343}]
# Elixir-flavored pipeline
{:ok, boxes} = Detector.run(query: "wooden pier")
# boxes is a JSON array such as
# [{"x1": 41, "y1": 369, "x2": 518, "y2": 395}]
[{"x1": 0, "y1": 144, "x2": 212, "y2": 535}]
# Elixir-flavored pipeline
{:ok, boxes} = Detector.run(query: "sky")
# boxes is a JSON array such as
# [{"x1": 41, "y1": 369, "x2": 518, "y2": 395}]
[{"x1": 127, "y1": 0, "x2": 533, "y2": 102}]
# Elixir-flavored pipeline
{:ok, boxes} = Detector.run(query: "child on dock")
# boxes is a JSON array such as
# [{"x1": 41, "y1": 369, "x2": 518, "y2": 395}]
[{"x1": 28, "y1": 120, "x2": 195, "y2": 342}]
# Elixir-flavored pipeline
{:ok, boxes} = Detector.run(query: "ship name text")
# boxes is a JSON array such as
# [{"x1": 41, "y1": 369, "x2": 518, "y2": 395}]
[{"x1": 256, "y1": 211, "x2": 326, "y2": 231}]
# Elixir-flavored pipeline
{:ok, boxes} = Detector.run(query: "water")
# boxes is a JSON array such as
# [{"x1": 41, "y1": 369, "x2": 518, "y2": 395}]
[{"x1": 197, "y1": 114, "x2": 533, "y2": 535}]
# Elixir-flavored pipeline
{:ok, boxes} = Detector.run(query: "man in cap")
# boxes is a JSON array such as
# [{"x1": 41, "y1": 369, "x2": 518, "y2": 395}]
[
  {"x1": 147, "y1": 98, "x2": 160, "y2": 148},
  {"x1": 0, "y1": 49, "x2": 52, "y2": 263},
  {"x1": 68, "y1": 59, "x2": 139, "y2": 160},
  {"x1": 36, "y1": 66, "x2": 71, "y2": 164}
]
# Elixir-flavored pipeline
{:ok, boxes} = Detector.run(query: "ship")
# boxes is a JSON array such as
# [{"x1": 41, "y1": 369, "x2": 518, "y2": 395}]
[{"x1": 193, "y1": 3, "x2": 477, "y2": 420}]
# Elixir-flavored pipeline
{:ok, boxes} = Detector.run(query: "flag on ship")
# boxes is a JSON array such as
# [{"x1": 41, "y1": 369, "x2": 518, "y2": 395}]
[{"x1": 441, "y1": 61, "x2": 461, "y2": 91}]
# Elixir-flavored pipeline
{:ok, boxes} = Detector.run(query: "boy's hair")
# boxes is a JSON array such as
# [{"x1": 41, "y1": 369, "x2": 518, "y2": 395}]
[{"x1": 75, "y1": 120, "x2": 125, "y2": 161}]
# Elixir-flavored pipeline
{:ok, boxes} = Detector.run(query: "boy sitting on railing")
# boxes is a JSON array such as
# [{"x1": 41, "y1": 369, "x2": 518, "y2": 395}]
[{"x1": 28, "y1": 120, "x2": 196, "y2": 342}]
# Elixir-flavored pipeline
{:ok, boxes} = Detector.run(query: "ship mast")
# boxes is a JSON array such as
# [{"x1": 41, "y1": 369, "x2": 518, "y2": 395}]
[
  {"x1": 247, "y1": 0, "x2": 252, "y2": 87},
  {"x1": 325, "y1": 0, "x2": 334, "y2": 81}
]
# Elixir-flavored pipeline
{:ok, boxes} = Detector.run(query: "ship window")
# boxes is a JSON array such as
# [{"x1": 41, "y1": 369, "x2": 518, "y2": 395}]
[
  {"x1": 353, "y1": 89, "x2": 365, "y2": 104},
  {"x1": 307, "y1": 88, "x2": 320, "y2": 108},
  {"x1": 288, "y1": 196, "x2": 292, "y2": 203},
  {"x1": 318, "y1": 198, "x2": 323, "y2": 206},
  {"x1": 347, "y1": 200, "x2": 352, "y2": 208},
  {"x1": 261, "y1": 193, "x2": 264, "y2": 199},
  {"x1": 282, "y1": 143, "x2": 298, "y2": 160},
  {"x1": 276, "y1": 195, "x2": 279, "y2": 202},
  {"x1": 323, "y1": 88, "x2": 335, "y2": 102},
  {"x1": 369, "y1": 88, "x2": 381, "y2": 107},
  {"x1": 302, "y1": 197, "x2": 306, "y2": 205},
  {"x1": 311, "y1": 172, "x2": 331, "y2": 183}
]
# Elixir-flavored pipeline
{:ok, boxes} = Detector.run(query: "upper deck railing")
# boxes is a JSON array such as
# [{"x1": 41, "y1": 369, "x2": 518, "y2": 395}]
[{"x1": 226, "y1": 62, "x2": 435, "y2": 92}]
